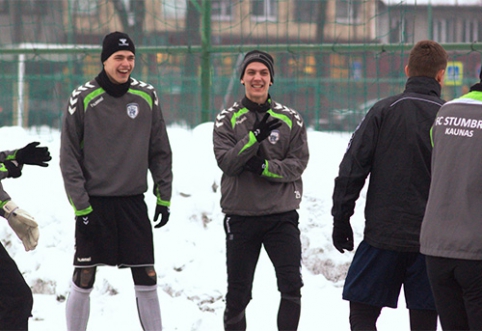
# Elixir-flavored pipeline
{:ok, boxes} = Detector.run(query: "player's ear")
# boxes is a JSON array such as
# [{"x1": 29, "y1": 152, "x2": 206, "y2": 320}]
[
  {"x1": 435, "y1": 69, "x2": 445, "y2": 86},
  {"x1": 404, "y1": 65, "x2": 410, "y2": 78}
]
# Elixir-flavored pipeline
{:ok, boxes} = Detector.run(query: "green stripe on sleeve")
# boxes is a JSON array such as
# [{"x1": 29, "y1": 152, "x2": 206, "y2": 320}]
[
  {"x1": 155, "y1": 186, "x2": 170, "y2": 206},
  {"x1": 238, "y1": 131, "x2": 258, "y2": 155},
  {"x1": 261, "y1": 161, "x2": 283, "y2": 178},
  {"x1": 69, "y1": 197, "x2": 93, "y2": 216}
]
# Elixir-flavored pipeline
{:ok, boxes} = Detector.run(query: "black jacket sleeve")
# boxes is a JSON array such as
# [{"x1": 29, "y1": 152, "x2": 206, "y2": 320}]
[{"x1": 331, "y1": 106, "x2": 382, "y2": 222}]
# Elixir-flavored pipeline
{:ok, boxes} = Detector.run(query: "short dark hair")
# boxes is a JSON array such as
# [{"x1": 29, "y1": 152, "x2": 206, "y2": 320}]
[{"x1": 407, "y1": 40, "x2": 448, "y2": 78}]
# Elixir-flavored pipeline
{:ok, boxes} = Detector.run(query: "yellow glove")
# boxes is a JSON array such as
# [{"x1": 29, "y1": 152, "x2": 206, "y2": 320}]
[{"x1": 3, "y1": 201, "x2": 39, "y2": 251}]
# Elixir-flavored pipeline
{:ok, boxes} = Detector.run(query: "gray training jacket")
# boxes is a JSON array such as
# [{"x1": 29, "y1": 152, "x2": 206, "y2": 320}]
[
  {"x1": 421, "y1": 90, "x2": 482, "y2": 260},
  {"x1": 213, "y1": 98, "x2": 309, "y2": 216},
  {"x1": 60, "y1": 78, "x2": 172, "y2": 215}
]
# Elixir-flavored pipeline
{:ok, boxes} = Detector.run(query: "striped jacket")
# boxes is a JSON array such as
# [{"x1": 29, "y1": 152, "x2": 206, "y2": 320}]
[
  {"x1": 213, "y1": 96, "x2": 309, "y2": 216},
  {"x1": 60, "y1": 78, "x2": 172, "y2": 215}
]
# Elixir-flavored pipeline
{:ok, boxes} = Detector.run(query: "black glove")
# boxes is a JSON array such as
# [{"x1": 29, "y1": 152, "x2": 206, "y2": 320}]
[
  {"x1": 16, "y1": 142, "x2": 52, "y2": 167},
  {"x1": 75, "y1": 211, "x2": 96, "y2": 238},
  {"x1": 332, "y1": 219, "x2": 354, "y2": 253},
  {"x1": 244, "y1": 156, "x2": 266, "y2": 175},
  {"x1": 252, "y1": 113, "x2": 282, "y2": 142},
  {"x1": 153, "y1": 205, "x2": 170, "y2": 228},
  {"x1": 3, "y1": 160, "x2": 22, "y2": 178}
]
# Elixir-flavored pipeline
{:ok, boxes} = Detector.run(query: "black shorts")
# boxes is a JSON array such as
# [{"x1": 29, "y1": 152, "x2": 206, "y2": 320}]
[{"x1": 74, "y1": 195, "x2": 154, "y2": 268}]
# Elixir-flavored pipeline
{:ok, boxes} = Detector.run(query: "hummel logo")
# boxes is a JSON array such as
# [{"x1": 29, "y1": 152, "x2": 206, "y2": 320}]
[
  {"x1": 77, "y1": 257, "x2": 92, "y2": 262},
  {"x1": 82, "y1": 217, "x2": 89, "y2": 225}
]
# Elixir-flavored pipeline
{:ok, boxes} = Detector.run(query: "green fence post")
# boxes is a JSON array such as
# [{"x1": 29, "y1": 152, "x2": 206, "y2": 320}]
[{"x1": 201, "y1": 0, "x2": 212, "y2": 123}]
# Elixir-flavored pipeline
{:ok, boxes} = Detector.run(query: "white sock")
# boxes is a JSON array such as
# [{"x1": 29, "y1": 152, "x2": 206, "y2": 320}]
[
  {"x1": 135, "y1": 285, "x2": 163, "y2": 331},
  {"x1": 65, "y1": 282, "x2": 92, "y2": 331}
]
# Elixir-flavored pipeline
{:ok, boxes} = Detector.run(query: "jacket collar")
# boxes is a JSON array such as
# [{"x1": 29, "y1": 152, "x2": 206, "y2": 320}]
[
  {"x1": 404, "y1": 76, "x2": 442, "y2": 97},
  {"x1": 242, "y1": 94, "x2": 272, "y2": 113},
  {"x1": 469, "y1": 82, "x2": 482, "y2": 92}
]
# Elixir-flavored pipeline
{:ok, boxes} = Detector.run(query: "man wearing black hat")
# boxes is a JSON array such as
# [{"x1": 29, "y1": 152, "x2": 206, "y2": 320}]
[
  {"x1": 420, "y1": 70, "x2": 482, "y2": 330},
  {"x1": 60, "y1": 31, "x2": 172, "y2": 331},
  {"x1": 213, "y1": 50, "x2": 309, "y2": 331}
]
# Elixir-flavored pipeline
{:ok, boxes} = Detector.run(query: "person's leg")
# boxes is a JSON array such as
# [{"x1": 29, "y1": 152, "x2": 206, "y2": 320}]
[
  {"x1": 408, "y1": 309, "x2": 437, "y2": 331},
  {"x1": 132, "y1": 266, "x2": 162, "y2": 331},
  {"x1": 454, "y1": 259, "x2": 482, "y2": 330},
  {"x1": 425, "y1": 256, "x2": 469, "y2": 330},
  {"x1": 66, "y1": 267, "x2": 96, "y2": 331},
  {"x1": 277, "y1": 289, "x2": 301, "y2": 331},
  {"x1": 403, "y1": 253, "x2": 437, "y2": 331},
  {"x1": 263, "y1": 211, "x2": 303, "y2": 331},
  {"x1": 349, "y1": 301, "x2": 381, "y2": 331},
  {"x1": 342, "y1": 241, "x2": 404, "y2": 330},
  {"x1": 114, "y1": 196, "x2": 161, "y2": 331},
  {"x1": 224, "y1": 215, "x2": 262, "y2": 331},
  {"x1": 0, "y1": 243, "x2": 33, "y2": 330}
]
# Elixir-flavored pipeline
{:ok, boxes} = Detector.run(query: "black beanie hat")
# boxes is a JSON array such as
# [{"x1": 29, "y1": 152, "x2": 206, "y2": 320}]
[
  {"x1": 101, "y1": 31, "x2": 136, "y2": 63},
  {"x1": 240, "y1": 50, "x2": 274, "y2": 83}
]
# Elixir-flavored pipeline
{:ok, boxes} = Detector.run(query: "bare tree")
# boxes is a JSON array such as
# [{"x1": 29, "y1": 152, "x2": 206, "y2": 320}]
[
  {"x1": 110, "y1": 0, "x2": 145, "y2": 40},
  {"x1": 181, "y1": 0, "x2": 201, "y2": 124}
]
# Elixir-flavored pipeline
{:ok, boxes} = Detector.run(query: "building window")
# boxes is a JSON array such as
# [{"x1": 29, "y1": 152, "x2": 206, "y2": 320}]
[
  {"x1": 336, "y1": 0, "x2": 361, "y2": 23},
  {"x1": 462, "y1": 19, "x2": 478, "y2": 43},
  {"x1": 70, "y1": 0, "x2": 98, "y2": 15},
  {"x1": 433, "y1": 20, "x2": 444, "y2": 42},
  {"x1": 434, "y1": 18, "x2": 456, "y2": 43},
  {"x1": 445, "y1": 18, "x2": 456, "y2": 42},
  {"x1": 212, "y1": 0, "x2": 233, "y2": 21},
  {"x1": 389, "y1": 19, "x2": 408, "y2": 43},
  {"x1": 162, "y1": 0, "x2": 186, "y2": 19},
  {"x1": 251, "y1": 0, "x2": 277, "y2": 22},
  {"x1": 294, "y1": 0, "x2": 317, "y2": 23}
]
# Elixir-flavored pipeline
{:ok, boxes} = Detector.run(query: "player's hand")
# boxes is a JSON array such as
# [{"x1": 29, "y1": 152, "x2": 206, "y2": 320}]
[
  {"x1": 153, "y1": 205, "x2": 170, "y2": 228},
  {"x1": 332, "y1": 219, "x2": 354, "y2": 253}
]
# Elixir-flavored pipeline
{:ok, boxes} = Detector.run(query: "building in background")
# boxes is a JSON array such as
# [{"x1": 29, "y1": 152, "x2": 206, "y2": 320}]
[
  {"x1": 0, "y1": 0, "x2": 481, "y2": 130},
  {"x1": 377, "y1": 0, "x2": 482, "y2": 44}
]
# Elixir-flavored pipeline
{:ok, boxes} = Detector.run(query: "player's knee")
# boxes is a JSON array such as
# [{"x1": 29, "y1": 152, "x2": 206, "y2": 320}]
[
  {"x1": 281, "y1": 289, "x2": 301, "y2": 305},
  {"x1": 225, "y1": 289, "x2": 252, "y2": 315},
  {"x1": 73, "y1": 267, "x2": 96, "y2": 289},
  {"x1": 131, "y1": 266, "x2": 157, "y2": 286}
]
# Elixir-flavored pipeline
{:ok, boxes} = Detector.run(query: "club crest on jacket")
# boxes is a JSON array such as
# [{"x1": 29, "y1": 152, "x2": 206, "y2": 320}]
[
  {"x1": 127, "y1": 103, "x2": 139, "y2": 119},
  {"x1": 268, "y1": 130, "x2": 280, "y2": 144}
]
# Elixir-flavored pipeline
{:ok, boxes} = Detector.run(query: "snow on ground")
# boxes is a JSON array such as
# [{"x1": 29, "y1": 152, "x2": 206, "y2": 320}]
[{"x1": 0, "y1": 124, "x2": 439, "y2": 330}]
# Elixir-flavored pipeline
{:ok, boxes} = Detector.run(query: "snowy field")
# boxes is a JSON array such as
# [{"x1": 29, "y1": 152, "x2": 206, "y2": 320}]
[{"x1": 0, "y1": 124, "x2": 440, "y2": 330}]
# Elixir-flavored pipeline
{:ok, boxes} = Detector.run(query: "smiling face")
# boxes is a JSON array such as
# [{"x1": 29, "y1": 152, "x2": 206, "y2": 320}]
[
  {"x1": 241, "y1": 61, "x2": 271, "y2": 104},
  {"x1": 103, "y1": 50, "x2": 135, "y2": 84}
]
